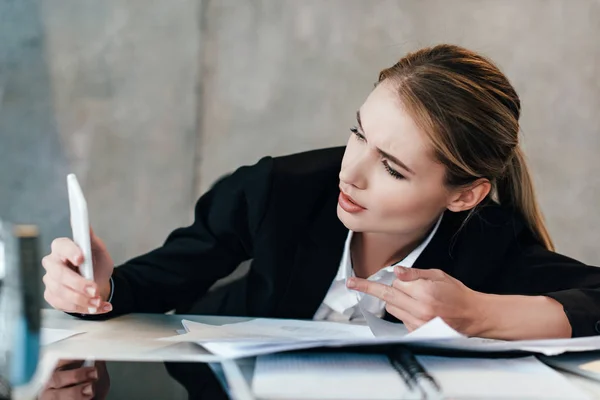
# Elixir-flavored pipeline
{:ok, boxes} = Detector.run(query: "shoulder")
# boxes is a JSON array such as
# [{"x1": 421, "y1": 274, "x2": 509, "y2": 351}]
[
  {"x1": 447, "y1": 201, "x2": 585, "y2": 269},
  {"x1": 269, "y1": 146, "x2": 345, "y2": 189},
  {"x1": 211, "y1": 146, "x2": 344, "y2": 191},
  {"x1": 205, "y1": 146, "x2": 344, "y2": 226}
]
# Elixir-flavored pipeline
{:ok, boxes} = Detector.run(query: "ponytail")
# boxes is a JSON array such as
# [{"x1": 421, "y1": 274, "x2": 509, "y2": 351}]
[{"x1": 497, "y1": 147, "x2": 554, "y2": 251}]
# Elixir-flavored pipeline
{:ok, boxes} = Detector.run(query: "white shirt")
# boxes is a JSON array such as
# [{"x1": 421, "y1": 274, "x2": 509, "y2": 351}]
[{"x1": 313, "y1": 215, "x2": 443, "y2": 324}]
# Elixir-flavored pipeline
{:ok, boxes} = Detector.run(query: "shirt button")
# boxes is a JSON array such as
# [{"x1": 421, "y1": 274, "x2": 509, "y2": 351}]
[{"x1": 595, "y1": 321, "x2": 600, "y2": 334}]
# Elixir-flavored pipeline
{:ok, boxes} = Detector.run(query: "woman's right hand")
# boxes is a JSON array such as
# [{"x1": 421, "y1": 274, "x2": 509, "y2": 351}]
[{"x1": 42, "y1": 229, "x2": 114, "y2": 314}]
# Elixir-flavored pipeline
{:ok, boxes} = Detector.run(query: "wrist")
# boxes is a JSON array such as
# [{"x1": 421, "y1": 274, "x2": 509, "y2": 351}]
[
  {"x1": 466, "y1": 290, "x2": 498, "y2": 337},
  {"x1": 465, "y1": 293, "x2": 572, "y2": 340},
  {"x1": 99, "y1": 278, "x2": 112, "y2": 303}
]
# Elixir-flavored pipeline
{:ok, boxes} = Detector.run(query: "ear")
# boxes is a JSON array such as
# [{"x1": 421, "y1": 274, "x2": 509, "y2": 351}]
[{"x1": 446, "y1": 179, "x2": 491, "y2": 212}]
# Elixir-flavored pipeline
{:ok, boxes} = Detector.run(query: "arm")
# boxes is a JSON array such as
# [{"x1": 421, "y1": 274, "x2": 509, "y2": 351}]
[
  {"x1": 349, "y1": 242, "x2": 600, "y2": 339},
  {"x1": 101, "y1": 156, "x2": 274, "y2": 317},
  {"x1": 473, "y1": 292, "x2": 572, "y2": 339},
  {"x1": 486, "y1": 241, "x2": 600, "y2": 338}
]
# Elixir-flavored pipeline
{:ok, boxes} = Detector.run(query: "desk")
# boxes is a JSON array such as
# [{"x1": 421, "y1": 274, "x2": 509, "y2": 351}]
[{"x1": 13, "y1": 309, "x2": 600, "y2": 399}]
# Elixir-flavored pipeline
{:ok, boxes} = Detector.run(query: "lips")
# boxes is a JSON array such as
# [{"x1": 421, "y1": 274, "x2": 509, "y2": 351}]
[{"x1": 338, "y1": 189, "x2": 366, "y2": 213}]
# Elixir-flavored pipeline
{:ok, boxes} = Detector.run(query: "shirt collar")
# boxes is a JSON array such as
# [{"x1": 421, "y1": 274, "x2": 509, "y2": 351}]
[{"x1": 335, "y1": 213, "x2": 444, "y2": 282}]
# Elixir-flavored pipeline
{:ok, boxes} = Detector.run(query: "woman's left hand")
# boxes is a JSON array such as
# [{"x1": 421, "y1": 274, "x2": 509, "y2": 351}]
[{"x1": 347, "y1": 266, "x2": 486, "y2": 335}]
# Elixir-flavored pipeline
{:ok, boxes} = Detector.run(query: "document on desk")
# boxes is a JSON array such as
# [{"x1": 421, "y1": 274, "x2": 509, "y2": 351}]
[
  {"x1": 417, "y1": 355, "x2": 590, "y2": 399},
  {"x1": 175, "y1": 318, "x2": 376, "y2": 359},
  {"x1": 180, "y1": 318, "x2": 374, "y2": 341},
  {"x1": 41, "y1": 328, "x2": 85, "y2": 346},
  {"x1": 160, "y1": 316, "x2": 463, "y2": 358},
  {"x1": 161, "y1": 314, "x2": 600, "y2": 358}
]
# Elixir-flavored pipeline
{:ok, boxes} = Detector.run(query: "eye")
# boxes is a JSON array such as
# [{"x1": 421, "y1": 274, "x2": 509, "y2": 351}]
[
  {"x1": 350, "y1": 127, "x2": 366, "y2": 142},
  {"x1": 382, "y1": 160, "x2": 405, "y2": 180}
]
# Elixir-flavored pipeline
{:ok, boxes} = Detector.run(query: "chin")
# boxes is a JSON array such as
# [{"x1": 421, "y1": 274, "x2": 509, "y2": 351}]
[{"x1": 336, "y1": 205, "x2": 365, "y2": 232}]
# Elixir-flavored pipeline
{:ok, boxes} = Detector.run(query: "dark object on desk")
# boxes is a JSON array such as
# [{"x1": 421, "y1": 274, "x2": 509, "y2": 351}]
[{"x1": 0, "y1": 221, "x2": 42, "y2": 395}]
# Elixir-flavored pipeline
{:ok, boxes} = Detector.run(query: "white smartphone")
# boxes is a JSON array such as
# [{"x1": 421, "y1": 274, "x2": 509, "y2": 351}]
[{"x1": 67, "y1": 174, "x2": 94, "y2": 282}]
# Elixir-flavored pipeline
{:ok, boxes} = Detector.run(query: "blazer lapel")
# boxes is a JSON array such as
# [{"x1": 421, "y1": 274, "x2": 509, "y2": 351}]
[{"x1": 274, "y1": 188, "x2": 348, "y2": 319}]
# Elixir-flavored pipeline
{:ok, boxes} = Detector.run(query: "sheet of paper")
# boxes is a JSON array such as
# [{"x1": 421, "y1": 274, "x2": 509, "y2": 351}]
[
  {"x1": 164, "y1": 314, "x2": 600, "y2": 359},
  {"x1": 361, "y1": 307, "x2": 464, "y2": 340},
  {"x1": 417, "y1": 355, "x2": 590, "y2": 399},
  {"x1": 252, "y1": 352, "x2": 419, "y2": 400},
  {"x1": 178, "y1": 318, "x2": 374, "y2": 342},
  {"x1": 41, "y1": 328, "x2": 85, "y2": 346},
  {"x1": 161, "y1": 316, "x2": 464, "y2": 359}
]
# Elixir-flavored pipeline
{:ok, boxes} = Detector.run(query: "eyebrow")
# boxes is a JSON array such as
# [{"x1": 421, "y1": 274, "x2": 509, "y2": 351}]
[{"x1": 356, "y1": 110, "x2": 415, "y2": 175}]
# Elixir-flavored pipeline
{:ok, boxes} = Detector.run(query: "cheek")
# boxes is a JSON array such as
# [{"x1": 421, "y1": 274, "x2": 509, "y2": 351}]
[{"x1": 369, "y1": 180, "x2": 447, "y2": 220}]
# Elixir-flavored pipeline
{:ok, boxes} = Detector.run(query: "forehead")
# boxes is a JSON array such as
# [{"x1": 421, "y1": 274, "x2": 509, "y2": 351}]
[{"x1": 359, "y1": 82, "x2": 435, "y2": 169}]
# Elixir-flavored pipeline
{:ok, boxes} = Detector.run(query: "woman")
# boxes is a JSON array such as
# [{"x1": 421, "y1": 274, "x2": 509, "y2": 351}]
[{"x1": 42, "y1": 44, "x2": 600, "y2": 339}]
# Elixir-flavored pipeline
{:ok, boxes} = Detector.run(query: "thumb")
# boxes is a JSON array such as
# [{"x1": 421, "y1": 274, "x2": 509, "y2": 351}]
[
  {"x1": 394, "y1": 266, "x2": 446, "y2": 281},
  {"x1": 90, "y1": 227, "x2": 98, "y2": 242},
  {"x1": 89, "y1": 227, "x2": 106, "y2": 251}
]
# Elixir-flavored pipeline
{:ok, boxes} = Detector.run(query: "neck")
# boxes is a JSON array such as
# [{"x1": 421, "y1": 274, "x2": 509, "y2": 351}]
[{"x1": 350, "y1": 219, "x2": 438, "y2": 279}]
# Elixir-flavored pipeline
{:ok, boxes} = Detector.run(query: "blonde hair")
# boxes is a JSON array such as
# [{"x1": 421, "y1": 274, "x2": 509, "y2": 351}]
[{"x1": 379, "y1": 44, "x2": 554, "y2": 250}]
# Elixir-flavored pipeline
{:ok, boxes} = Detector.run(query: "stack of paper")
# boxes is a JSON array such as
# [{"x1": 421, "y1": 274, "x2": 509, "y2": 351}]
[
  {"x1": 161, "y1": 315, "x2": 463, "y2": 359},
  {"x1": 160, "y1": 312, "x2": 600, "y2": 359}
]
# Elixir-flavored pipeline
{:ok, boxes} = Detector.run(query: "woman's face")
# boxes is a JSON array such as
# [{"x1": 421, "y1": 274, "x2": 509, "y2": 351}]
[{"x1": 338, "y1": 81, "x2": 452, "y2": 235}]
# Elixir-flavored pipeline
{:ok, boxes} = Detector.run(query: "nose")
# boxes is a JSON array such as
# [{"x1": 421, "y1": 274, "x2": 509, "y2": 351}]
[{"x1": 339, "y1": 152, "x2": 368, "y2": 190}]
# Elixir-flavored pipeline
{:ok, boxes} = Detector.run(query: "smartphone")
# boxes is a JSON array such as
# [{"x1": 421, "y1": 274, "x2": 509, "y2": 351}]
[{"x1": 67, "y1": 174, "x2": 94, "y2": 282}]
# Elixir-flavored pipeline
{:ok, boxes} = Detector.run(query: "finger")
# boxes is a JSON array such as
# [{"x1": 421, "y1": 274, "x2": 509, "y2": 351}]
[
  {"x1": 347, "y1": 278, "x2": 397, "y2": 303},
  {"x1": 43, "y1": 289, "x2": 90, "y2": 314},
  {"x1": 394, "y1": 266, "x2": 446, "y2": 282},
  {"x1": 44, "y1": 287, "x2": 110, "y2": 314},
  {"x1": 42, "y1": 255, "x2": 97, "y2": 297},
  {"x1": 387, "y1": 280, "x2": 438, "y2": 320},
  {"x1": 391, "y1": 280, "x2": 439, "y2": 320},
  {"x1": 385, "y1": 303, "x2": 426, "y2": 328},
  {"x1": 47, "y1": 367, "x2": 97, "y2": 389},
  {"x1": 391, "y1": 278, "x2": 428, "y2": 300},
  {"x1": 50, "y1": 237, "x2": 84, "y2": 266},
  {"x1": 43, "y1": 274, "x2": 100, "y2": 311},
  {"x1": 40, "y1": 383, "x2": 94, "y2": 400}
]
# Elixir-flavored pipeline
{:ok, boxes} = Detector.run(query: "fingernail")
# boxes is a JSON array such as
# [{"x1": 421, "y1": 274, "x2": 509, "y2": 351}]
[
  {"x1": 103, "y1": 303, "x2": 113, "y2": 312},
  {"x1": 89, "y1": 298, "x2": 100, "y2": 307},
  {"x1": 395, "y1": 266, "x2": 406, "y2": 274},
  {"x1": 82, "y1": 384, "x2": 93, "y2": 395},
  {"x1": 88, "y1": 307, "x2": 97, "y2": 314},
  {"x1": 85, "y1": 286, "x2": 96, "y2": 297},
  {"x1": 346, "y1": 278, "x2": 356, "y2": 288},
  {"x1": 88, "y1": 370, "x2": 98, "y2": 380}
]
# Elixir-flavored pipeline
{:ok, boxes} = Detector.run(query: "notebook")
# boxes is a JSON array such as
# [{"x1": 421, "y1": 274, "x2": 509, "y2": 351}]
[
  {"x1": 417, "y1": 355, "x2": 590, "y2": 399},
  {"x1": 539, "y1": 351, "x2": 600, "y2": 382},
  {"x1": 252, "y1": 352, "x2": 589, "y2": 400},
  {"x1": 252, "y1": 352, "x2": 419, "y2": 400}
]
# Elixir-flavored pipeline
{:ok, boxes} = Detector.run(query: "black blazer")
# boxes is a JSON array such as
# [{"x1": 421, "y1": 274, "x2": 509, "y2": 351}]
[{"x1": 104, "y1": 147, "x2": 600, "y2": 337}]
